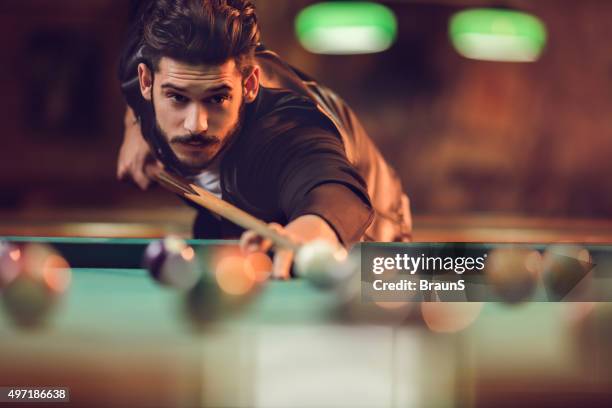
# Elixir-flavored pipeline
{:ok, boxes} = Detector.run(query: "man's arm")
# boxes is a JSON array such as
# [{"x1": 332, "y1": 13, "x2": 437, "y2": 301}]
[{"x1": 239, "y1": 125, "x2": 374, "y2": 279}]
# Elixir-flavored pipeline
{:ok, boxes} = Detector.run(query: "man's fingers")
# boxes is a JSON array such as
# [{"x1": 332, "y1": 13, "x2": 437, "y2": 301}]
[
  {"x1": 240, "y1": 222, "x2": 297, "y2": 279},
  {"x1": 144, "y1": 160, "x2": 163, "y2": 179},
  {"x1": 267, "y1": 223, "x2": 295, "y2": 279},
  {"x1": 133, "y1": 171, "x2": 151, "y2": 190},
  {"x1": 272, "y1": 247, "x2": 294, "y2": 280},
  {"x1": 240, "y1": 229, "x2": 272, "y2": 254},
  {"x1": 267, "y1": 223, "x2": 287, "y2": 245},
  {"x1": 240, "y1": 222, "x2": 290, "y2": 254},
  {"x1": 117, "y1": 164, "x2": 150, "y2": 190},
  {"x1": 117, "y1": 164, "x2": 127, "y2": 181},
  {"x1": 131, "y1": 160, "x2": 151, "y2": 190}
]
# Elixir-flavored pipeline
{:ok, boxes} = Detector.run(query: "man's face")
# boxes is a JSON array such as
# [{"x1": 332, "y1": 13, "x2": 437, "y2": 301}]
[{"x1": 139, "y1": 57, "x2": 259, "y2": 171}]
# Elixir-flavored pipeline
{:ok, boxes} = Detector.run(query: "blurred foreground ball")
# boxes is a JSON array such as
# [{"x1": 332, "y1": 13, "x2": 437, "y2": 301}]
[
  {"x1": 335, "y1": 251, "x2": 415, "y2": 324},
  {"x1": 143, "y1": 236, "x2": 200, "y2": 290},
  {"x1": 542, "y1": 245, "x2": 593, "y2": 301},
  {"x1": 421, "y1": 302, "x2": 483, "y2": 333},
  {"x1": 184, "y1": 246, "x2": 269, "y2": 328},
  {"x1": 1, "y1": 243, "x2": 71, "y2": 329},
  {"x1": 184, "y1": 272, "x2": 224, "y2": 326},
  {"x1": 485, "y1": 248, "x2": 541, "y2": 303}
]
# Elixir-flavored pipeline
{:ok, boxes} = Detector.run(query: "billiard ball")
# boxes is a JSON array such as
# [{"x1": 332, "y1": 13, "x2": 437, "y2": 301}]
[
  {"x1": 143, "y1": 236, "x2": 200, "y2": 290},
  {"x1": 1, "y1": 243, "x2": 71, "y2": 329},
  {"x1": 294, "y1": 240, "x2": 352, "y2": 289},
  {"x1": 484, "y1": 248, "x2": 540, "y2": 303},
  {"x1": 541, "y1": 245, "x2": 593, "y2": 301},
  {"x1": 421, "y1": 302, "x2": 483, "y2": 333}
]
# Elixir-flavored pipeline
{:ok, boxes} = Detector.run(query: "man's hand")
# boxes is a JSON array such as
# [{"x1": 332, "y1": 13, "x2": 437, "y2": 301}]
[
  {"x1": 117, "y1": 107, "x2": 163, "y2": 190},
  {"x1": 239, "y1": 214, "x2": 341, "y2": 280}
]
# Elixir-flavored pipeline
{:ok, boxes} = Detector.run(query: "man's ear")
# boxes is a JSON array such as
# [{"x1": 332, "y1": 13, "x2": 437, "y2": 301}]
[
  {"x1": 138, "y1": 63, "x2": 153, "y2": 101},
  {"x1": 243, "y1": 65, "x2": 260, "y2": 103}
]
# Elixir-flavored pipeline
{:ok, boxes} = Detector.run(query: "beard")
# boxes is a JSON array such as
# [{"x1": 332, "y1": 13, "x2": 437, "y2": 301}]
[{"x1": 152, "y1": 101, "x2": 245, "y2": 175}]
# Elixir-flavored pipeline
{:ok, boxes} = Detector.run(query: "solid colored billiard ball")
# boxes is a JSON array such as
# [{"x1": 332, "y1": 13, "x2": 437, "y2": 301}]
[
  {"x1": 143, "y1": 236, "x2": 200, "y2": 290},
  {"x1": 294, "y1": 240, "x2": 352, "y2": 289},
  {"x1": 1, "y1": 243, "x2": 71, "y2": 329}
]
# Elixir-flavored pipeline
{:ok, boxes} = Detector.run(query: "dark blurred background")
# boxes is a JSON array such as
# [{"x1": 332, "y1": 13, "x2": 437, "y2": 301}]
[{"x1": 1, "y1": 0, "x2": 612, "y2": 234}]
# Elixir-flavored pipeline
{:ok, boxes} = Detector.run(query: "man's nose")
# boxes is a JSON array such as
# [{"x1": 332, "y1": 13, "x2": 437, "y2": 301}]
[{"x1": 184, "y1": 104, "x2": 208, "y2": 134}]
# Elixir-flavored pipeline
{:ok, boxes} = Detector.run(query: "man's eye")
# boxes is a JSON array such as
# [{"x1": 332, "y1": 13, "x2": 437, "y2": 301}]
[
  {"x1": 209, "y1": 95, "x2": 229, "y2": 105},
  {"x1": 168, "y1": 93, "x2": 188, "y2": 104}
]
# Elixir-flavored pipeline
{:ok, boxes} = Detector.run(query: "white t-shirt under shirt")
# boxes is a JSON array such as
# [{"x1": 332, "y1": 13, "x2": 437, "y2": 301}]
[
  {"x1": 188, "y1": 165, "x2": 222, "y2": 220},
  {"x1": 191, "y1": 169, "x2": 222, "y2": 199}
]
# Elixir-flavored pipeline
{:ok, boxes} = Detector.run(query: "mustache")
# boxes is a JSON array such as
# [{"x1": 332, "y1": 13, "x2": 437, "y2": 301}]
[{"x1": 170, "y1": 133, "x2": 220, "y2": 145}]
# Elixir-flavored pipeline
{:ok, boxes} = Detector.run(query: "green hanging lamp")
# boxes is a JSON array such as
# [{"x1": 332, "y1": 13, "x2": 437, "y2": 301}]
[
  {"x1": 295, "y1": 2, "x2": 398, "y2": 55},
  {"x1": 449, "y1": 8, "x2": 547, "y2": 62}
]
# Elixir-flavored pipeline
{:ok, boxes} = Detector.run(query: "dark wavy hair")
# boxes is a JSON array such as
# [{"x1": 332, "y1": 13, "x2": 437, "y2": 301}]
[{"x1": 141, "y1": 0, "x2": 260, "y2": 75}]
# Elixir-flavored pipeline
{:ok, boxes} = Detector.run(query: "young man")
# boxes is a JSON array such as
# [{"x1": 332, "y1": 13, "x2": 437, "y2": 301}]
[{"x1": 117, "y1": 0, "x2": 411, "y2": 278}]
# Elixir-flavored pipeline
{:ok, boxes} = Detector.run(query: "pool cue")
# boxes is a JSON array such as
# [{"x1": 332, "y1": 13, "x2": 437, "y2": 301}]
[{"x1": 153, "y1": 170, "x2": 300, "y2": 252}]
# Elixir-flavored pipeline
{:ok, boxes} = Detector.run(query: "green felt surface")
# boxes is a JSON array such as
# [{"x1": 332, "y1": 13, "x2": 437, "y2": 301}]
[
  {"x1": 0, "y1": 237, "x2": 340, "y2": 334},
  {"x1": 0, "y1": 266, "x2": 340, "y2": 337}
]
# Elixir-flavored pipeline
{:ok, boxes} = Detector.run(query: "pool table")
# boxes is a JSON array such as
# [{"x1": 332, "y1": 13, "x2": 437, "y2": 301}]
[{"x1": 1, "y1": 236, "x2": 612, "y2": 408}]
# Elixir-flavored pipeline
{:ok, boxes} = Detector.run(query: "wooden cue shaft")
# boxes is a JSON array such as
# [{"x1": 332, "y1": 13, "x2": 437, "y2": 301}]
[{"x1": 154, "y1": 170, "x2": 300, "y2": 251}]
